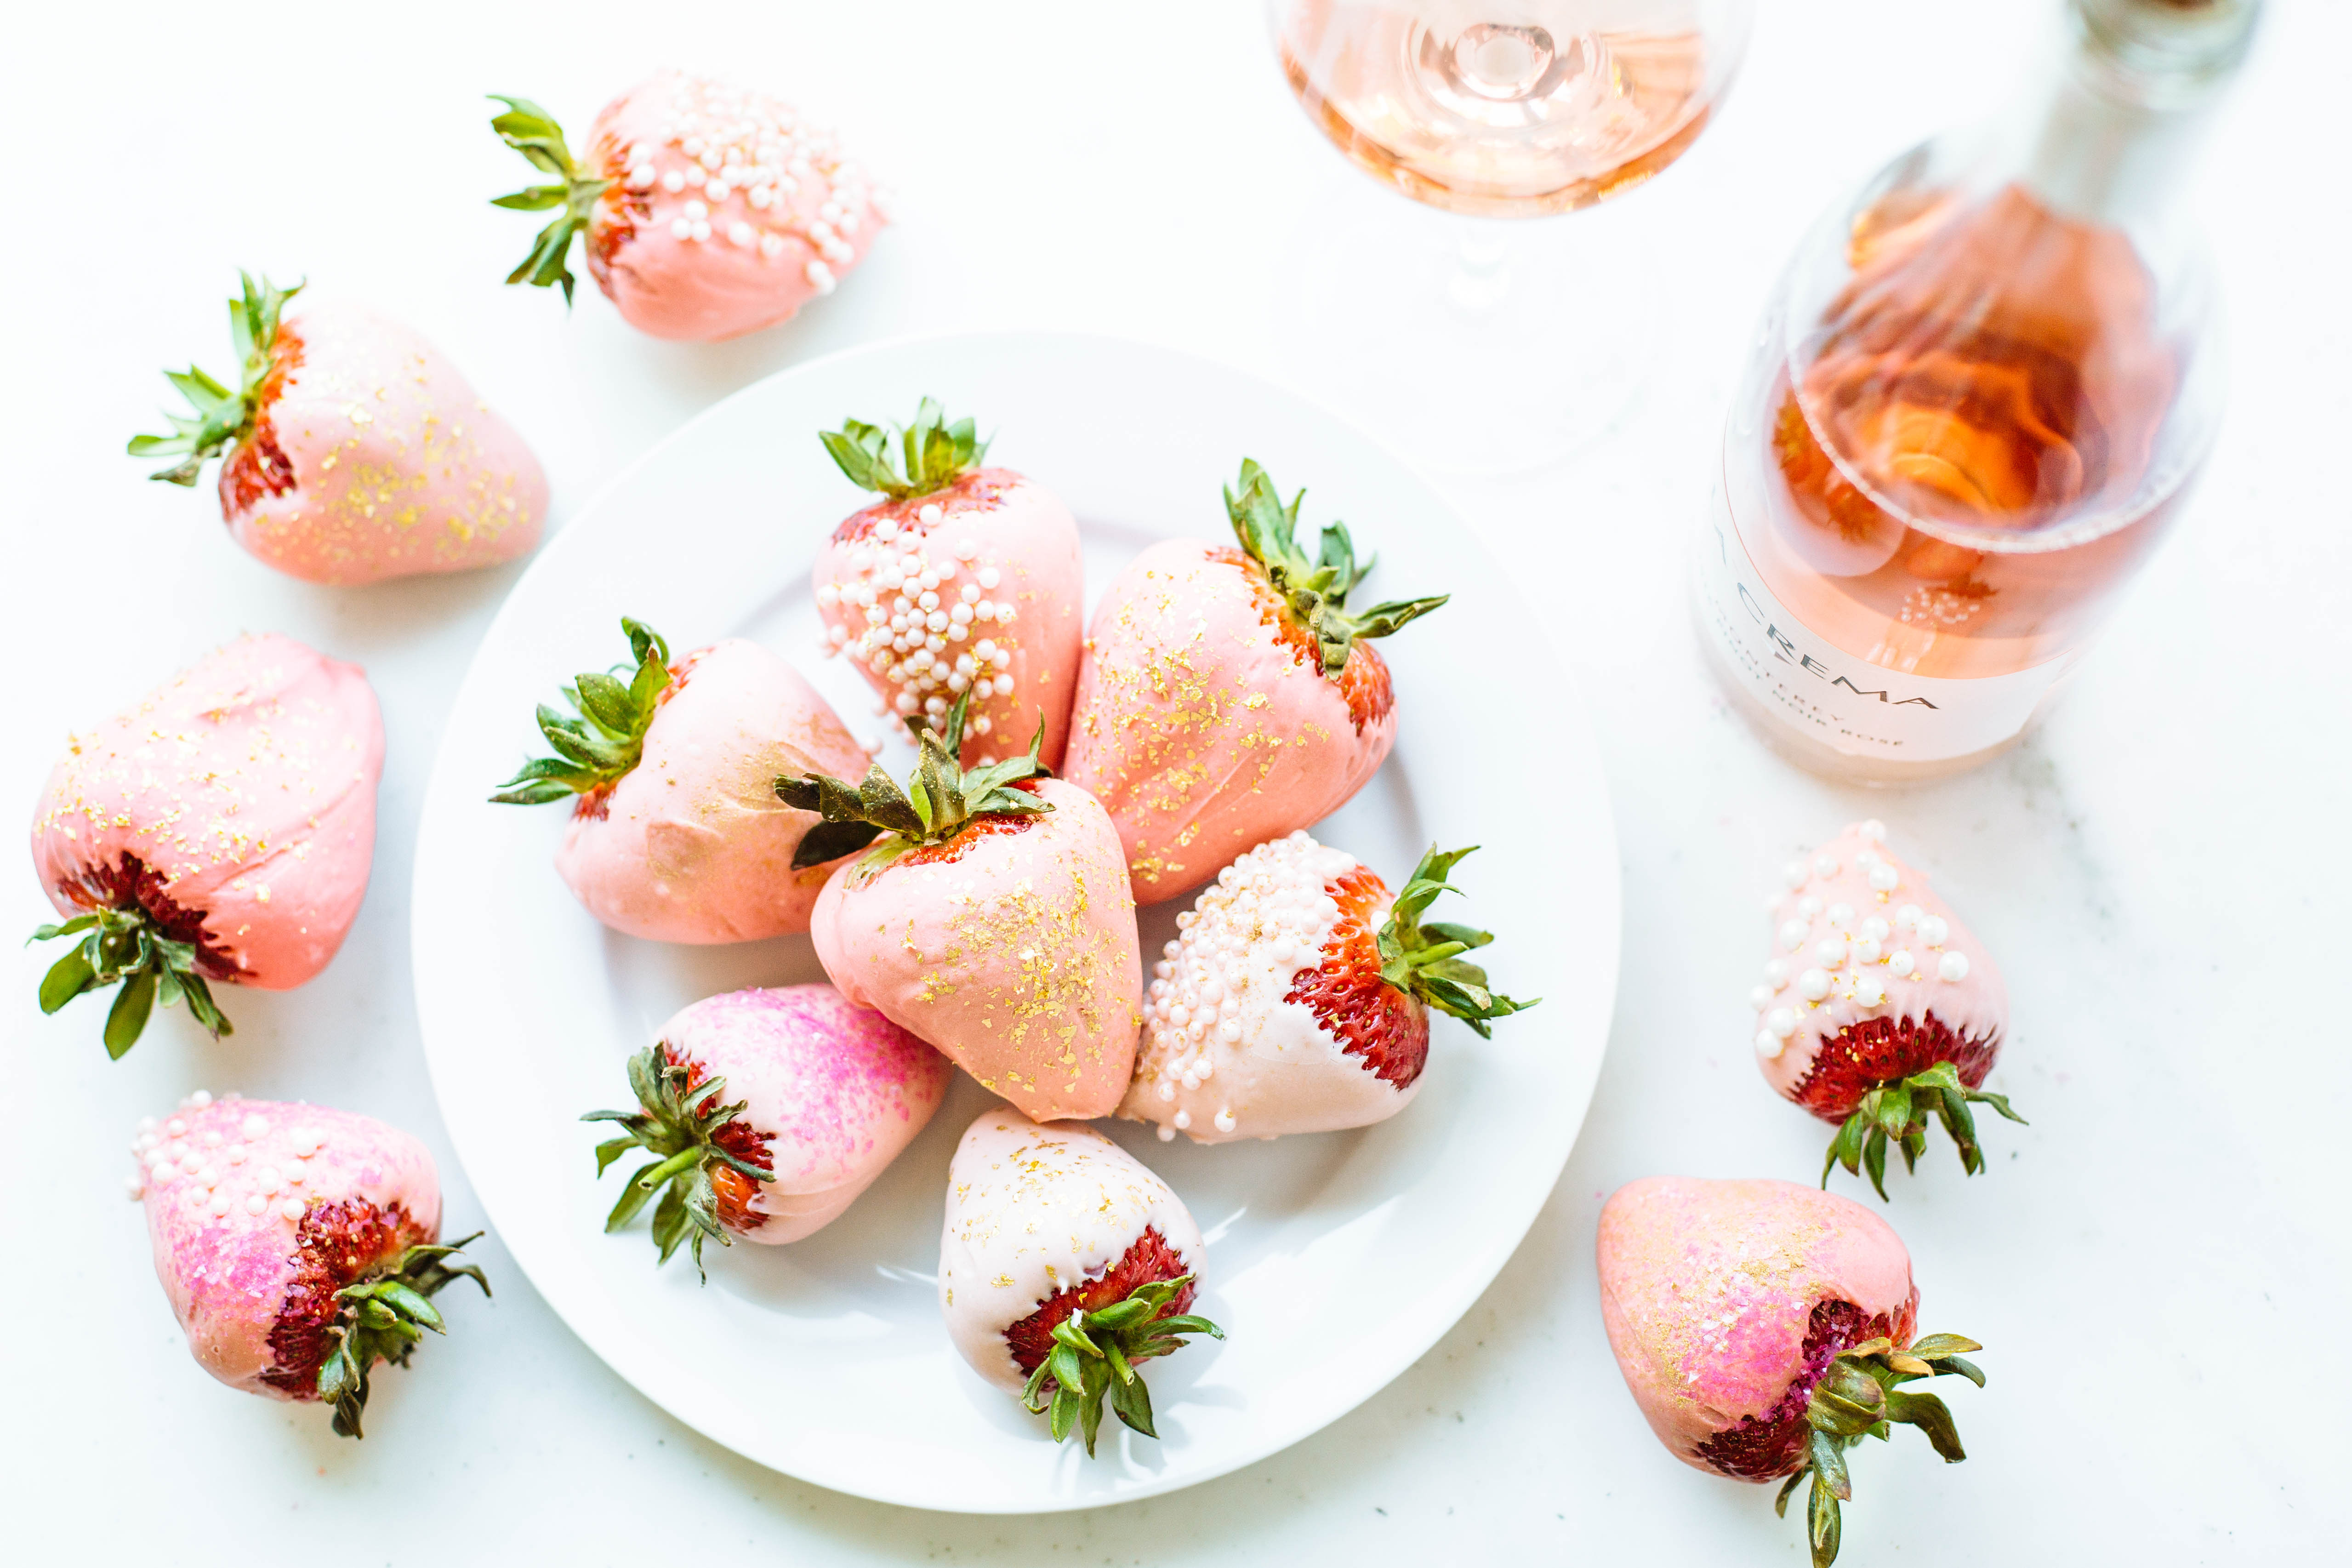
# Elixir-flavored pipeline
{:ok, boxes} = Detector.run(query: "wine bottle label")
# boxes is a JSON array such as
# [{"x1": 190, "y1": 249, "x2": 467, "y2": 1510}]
[{"x1": 1695, "y1": 503, "x2": 2071, "y2": 762}]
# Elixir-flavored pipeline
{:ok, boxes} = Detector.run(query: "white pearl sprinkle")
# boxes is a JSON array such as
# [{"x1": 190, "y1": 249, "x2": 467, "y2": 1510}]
[
  {"x1": 1755, "y1": 1030, "x2": 1784, "y2": 1060},
  {"x1": 281, "y1": 1199, "x2": 305, "y2": 1221},
  {"x1": 244, "y1": 1195, "x2": 268, "y2": 1217},
  {"x1": 1853, "y1": 975, "x2": 1887, "y2": 1007},
  {"x1": 1869, "y1": 864, "x2": 1900, "y2": 893},
  {"x1": 1895, "y1": 904, "x2": 1925, "y2": 929},
  {"x1": 977, "y1": 566, "x2": 1002, "y2": 589},
  {"x1": 1782, "y1": 861, "x2": 1808, "y2": 890},
  {"x1": 1860, "y1": 916, "x2": 1891, "y2": 943},
  {"x1": 1814, "y1": 856, "x2": 1839, "y2": 878},
  {"x1": 1778, "y1": 919, "x2": 1808, "y2": 952},
  {"x1": 1888, "y1": 950, "x2": 1916, "y2": 977},
  {"x1": 1157, "y1": 1124, "x2": 1175, "y2": 1140},
  {"x1": 1938, "y1": 952, "x2": 1971, "y2": 982},
  {"x1": 1826, "y1": 902, "x2": 1855, "y2": 927},
  {"x1": 209, "y1": 1192, "x2": 231, "y2": 1215},
  {"x1": 189, "y1": 1091, "x2": 212, "y2": 1107},
  {"x1": 1766, "y1": 1008, "x2": 1798, "y2": 1039},
  {"x1": 241, "y1": 1114, "x2": 268, "y2": 1139},
  {"x1": 1918, "y1": 915, "x2": 1950, "y2": 948},
  {"x1": 1858, "y1": 819, "x2": 1886, "y2": 840},
  {"x1": 1798, "y1": 968, "x2": 1832, "y2": 1002},
  {"x1": 1852, "y1": 937, "x2": 1882, "y2": 965},
  {"x1": 1815, "y1": 938, "x2": 1847, "y2": 969},
  {"x1": 1214, "y1": 1110, "x2": 1236, "y2": 1133},
  {"x1": 1748, "y1": 986, "x2": 1776, "y2": 1009},
  {"x1": 1797, "y1": 896, "x2": 1822, "y2": 918},
  {"x1": 1173, "y1": 1110, "x2": 1192, "y2": 1130},
  {"x1": 1763, "y1": 959, "x2": 1788, "y2": 986}
]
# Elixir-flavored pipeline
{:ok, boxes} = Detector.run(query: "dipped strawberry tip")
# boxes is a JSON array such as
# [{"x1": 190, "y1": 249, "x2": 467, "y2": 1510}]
[
  {"x1": 1224, "y1": 458, "x2": 1450, "y2": 676},
  {"x1": 582, "y1": 1044, "x2": 766, "y2": 1280},
  {"x1": 488, "y1": 94, "x2": 614, "y2": 305},
  {"x1": 31, "y1": 907, "x2": 232, "y2": 1058},
  {"x1": 1020, "y1": 1273, "x2": 1223, "y2": 1458},
  {"x1": 1821, "y1": 1061, "x2": 2028, "y2": 1201},
  {"x1": 1773, "y1": 1333, "x2": 1985, "y2": 1568},
  {"x1": 775, "y1": 686, "x2": 1050, "y2": 874},
  {"x1": 318, "y1": 1231, "x2": 491, "y2": 1440},
  {"x1": 490, "y1": 617, "x2": 672, "y2": 805},
  {"x1": 1375, "y1": 844, "x2": 1537, "y2": 1039},
  {"x1": 820, "y1": 396, "x2": 988, "y2": 501},
  {"x1": 128, "y1": 272, "x2": 302, "y2": 486}
]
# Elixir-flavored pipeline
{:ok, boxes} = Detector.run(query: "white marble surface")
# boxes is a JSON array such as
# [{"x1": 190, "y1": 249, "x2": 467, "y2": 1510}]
[{"x1": 2, "y1": 0, "x2": 2343, "y2": 1560}]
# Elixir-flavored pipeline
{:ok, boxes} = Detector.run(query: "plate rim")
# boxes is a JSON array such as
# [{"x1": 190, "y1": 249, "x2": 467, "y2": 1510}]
[{"x1": 411, "y1": 325, "x2": 1622, "y2": 1512}]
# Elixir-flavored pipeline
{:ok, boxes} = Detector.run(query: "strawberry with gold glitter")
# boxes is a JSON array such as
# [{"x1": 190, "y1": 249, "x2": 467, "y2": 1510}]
[{"x1": 30, "y1": 634, "x2": 384, "y2": 1056}]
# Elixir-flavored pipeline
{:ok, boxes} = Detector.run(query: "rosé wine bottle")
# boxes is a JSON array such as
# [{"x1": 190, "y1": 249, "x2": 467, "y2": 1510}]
[{"x1": 1694, "y1": 0, "x2": 2259, "y2": 783}]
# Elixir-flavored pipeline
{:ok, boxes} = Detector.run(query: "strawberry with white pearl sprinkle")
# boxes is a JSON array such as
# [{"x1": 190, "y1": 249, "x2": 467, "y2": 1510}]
[
  {"x1": 1118, "y1": 834, "x2": 1535, "y2": 1143},
  {"x1": 131, "y1": 1094, "x2": 488, "y2": 1439},
  {"x1": 1754, "y1": 821, "x2": 2026, "y2": 1197},
  {"x1": 809, "y1": 400, "x2": 1084, "y2": 768},
  {"x1": 488, "y1": 70, "x2": 889, "y2": 340}
]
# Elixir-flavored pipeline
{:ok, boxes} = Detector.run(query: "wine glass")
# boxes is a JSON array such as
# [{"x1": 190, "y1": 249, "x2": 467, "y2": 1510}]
[{"x1": 1269, "y1": 0, "x2": 1756, "y2": 471}]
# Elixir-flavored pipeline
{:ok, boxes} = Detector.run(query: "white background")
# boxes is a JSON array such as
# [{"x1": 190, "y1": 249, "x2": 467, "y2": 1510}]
[{"x1": 2, "y1": 0, "x2": 2345, "y2": 1561}]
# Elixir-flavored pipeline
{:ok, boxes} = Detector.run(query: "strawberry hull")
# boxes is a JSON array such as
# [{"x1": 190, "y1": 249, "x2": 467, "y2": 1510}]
[
  {"x1": 809, "y1": 778, "x2": 1142, "y2": 1121},
  {"x1": 32, "y1": 633, "x2": 383, "y2": 990},
  {"x1": 1065, "y1": 540, "x2": 1396, "y2": 904},
  {"x1": 553, "y1": 639, "x2": 867, "y2": 943},
  {"x1": 224, "y1": 299, "x2": 546, "y2": 585},
  {"x1": 812, "y1": 468, "x2": 1083, "y2": 768}
]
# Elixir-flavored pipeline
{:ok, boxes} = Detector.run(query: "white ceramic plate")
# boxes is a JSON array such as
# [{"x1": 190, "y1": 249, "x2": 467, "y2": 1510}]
[{"x1": 411, "y1": 331, "x2": 1619, "y2": 1512}]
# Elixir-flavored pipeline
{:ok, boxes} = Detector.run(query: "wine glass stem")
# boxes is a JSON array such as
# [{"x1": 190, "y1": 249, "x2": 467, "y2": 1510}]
[{"x1": 1446, "y1": 219, "x2": 1516, "y2": 316}]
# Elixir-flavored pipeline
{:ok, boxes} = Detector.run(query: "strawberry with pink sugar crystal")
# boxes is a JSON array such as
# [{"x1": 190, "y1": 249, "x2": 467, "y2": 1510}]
[
  {"x1": 810, "y1": 399, "x2": 1084, "y2": 768},
  {"x1": 129, "y1": 1090, "x2": 489, "y2": 1439},
  {"x1": 489, "y1": 71, "x2": 888, "y2": 340},
  {"x1": 1597, "y1": 1175, "x2": 1987, "y2": 1567},
  {"x1": 1064, "y1": 460, "x2": 1448, "y2": 904},
  {"x1": 131, "y1": 274, "x2": 547, "y2": 585},
  {"x1": 1754, "y1": 819, "x2": 2025, "y2": 1197},
  {"x1": 785, "y1": 693, "x2": 1142, "y2": 1122},
  {"x1": 491, "y1": 618, "x2": 870, "y2": 942},
  {"x1": 30, "y1": 633, "x2": 383, "y2": 1055},
  {"x1": 583, "y1": 984, "x2": 951, "y2": 1276}
]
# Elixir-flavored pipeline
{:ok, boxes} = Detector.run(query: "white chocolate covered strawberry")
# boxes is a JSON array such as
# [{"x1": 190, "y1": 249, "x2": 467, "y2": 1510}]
[
  {"x1": 785, "y1": 695, "x2": 1142, "y2": 1121},
  {"x1": 491, "y1": 620, "x2": 869, "y2": 942},
  {"x1": 489, "y1": 72, "x2": 888, "y2": 340},
  {"x1": 810, "y1": 400, "x2": 1083, "y2": 768},
  {"x1": 1597, "y1": 1176, "x2": 1987, "y2": 1568},
  {"x1": 940, "y1": 1110, "x2": 1222, "y2": 1455},
  {"x1": 1120, "y1": 837, "x2": 1532, "y2": 1143},
  {"x1": 30, "y1": 633, "x2": 383, "y2": 1055},
  {"x1": 1064, "y1": 460, "x2": 1448, "y2": 904},
  {"x1": 584, "y1": 985, "x2": 950, "y2": 1274},
  {"x1": 129, "y1": 1089, "x2": 489, "y2": 1439},
  {"x1": 131, "y1": 275, "x2": 546, "y2": 585},
  {"x1": 1753, "y1": 820, "x2": 2023, "y2": 1196}
]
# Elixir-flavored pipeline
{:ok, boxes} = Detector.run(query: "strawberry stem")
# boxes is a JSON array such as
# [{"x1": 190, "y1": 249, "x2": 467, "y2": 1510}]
[
  {"x1": 1820, "y1": 1060, "x2": 2028, "y2": 1200},
  {"x1": 128, "y1": 272, "x2": 301, "y2": 486},
  {"x1": 819, "y1": 397, "x2": 988, "y2": 500},
  {"x1": 1019, "y1": 1274, "x2": 1223, "y2": 1457},
  {"x1": 581, "y1": 1046, "x2": 769, "y2": 1281},
  {"x1": 1223, "y1": 459, "x2": 1449, "y2": 675},
  {"x1": 1374, "y1": 845, "x2": 1537, "y2": 1038},
  {"x1": 488, "y1": 95, "x2": 612, "y2": 305},
  {"x1": 29, "y1": 906, "x2": 232, "y2": 1058},
  {"x1": 316, "y1": 1232, "x2": 490, "y2": 1439},
  {"x1": 490, "y1": 618, "x2": 672, "y2": 804},
  {"x1": 1775, "y1": 1334, "x2": 1984, "y2": 1568}
]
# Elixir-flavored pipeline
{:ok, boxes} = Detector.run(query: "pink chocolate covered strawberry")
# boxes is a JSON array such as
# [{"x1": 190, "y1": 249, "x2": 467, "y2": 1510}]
[
  {"x1": 30, "y1": 633, "x2": 383, "y2": 1055},
  {"x1": 940, "y1": 1109, "x2": 1222, "y2": 1455},
  {"x1": 489, "y1": 72, "x2": 888, "y2": 340},
  {"x1": 1119, "y1": 836, "x2": 1532, "y2": 1143},
  {"x1": 131, "y1": 274, "x2": 546, "y2": 585},
  {"x1": 810, "y1": 399, "x2": 1084, "y2": 767},
  {"x1": 1753, "y1": 820, "x2": 2024, "y2": 1197},
  {"x1": 584, "y1": 984, "x2": 950, "y2": 1275},
  {"x1": 785, "y1": 694, "x2": 1142, "y2": 1121},
  {"x1": 1597, "y1": 1176, "x2": 1986, "y2": 1568},
  {"x1": 1064, "y1": 460, "x2": 1448, "y2": 904},
  {"x1": 492, "y1": 619, "x2": 869, "y2": 942},
  {"x1": 129, "y1": 1090, "x2": 489, "y2": 1439}
]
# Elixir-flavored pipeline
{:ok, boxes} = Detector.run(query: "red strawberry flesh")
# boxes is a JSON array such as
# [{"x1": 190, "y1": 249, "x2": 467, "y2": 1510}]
[
  {"x1": 59, "y1": 852, "x2": 242, "y2": 982},
  {"x1": 1790, "y1": 1010, "x2": 2000, "y2": 1123},
  {"x1": 1689, "y1": 1294, "x2": 1916, "y2": 1480},
  {"x1": 1285, "y1": 866, "x2": 1430, "y2": 1088},
  {"x1": 258, "y1": 1197, "x2": 434, "y2": 1399},
  {"x1": 1002, "y1": 1226, "x2": 1196, "y2": 1376},
  {"x1": 659, "y1": 1043, "x2": 777, "y2": 1233},
  {"x1": 1214, "y1": 544, "x2": 1396, "y2": 733},
  {"x1": 216, "y1": 325, "x2": 303, "y2": 514}
]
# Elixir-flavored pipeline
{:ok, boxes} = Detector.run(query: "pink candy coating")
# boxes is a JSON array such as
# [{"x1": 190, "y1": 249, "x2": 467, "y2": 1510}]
[
  {"x1": 31, "y1": 633, "x2": 383, "y2": 989},
  {"x1": 1595, "y1": 1176, "x2": 1917, "y2": 1471},
  {"x1": 655, "y1": 984, "x2": 951, "y2": 1243},
  {"x1": 224, "y1": 297, "x2": 546, "y2": 585},
  {"x1": 554, "y1": 639, "x2": 867, "y2": 943}
]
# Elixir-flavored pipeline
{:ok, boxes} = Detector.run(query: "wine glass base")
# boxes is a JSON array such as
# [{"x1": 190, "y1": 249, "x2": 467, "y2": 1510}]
[{"x1": 1273, "y1": 196, "x2": 1657, "y2": 475}]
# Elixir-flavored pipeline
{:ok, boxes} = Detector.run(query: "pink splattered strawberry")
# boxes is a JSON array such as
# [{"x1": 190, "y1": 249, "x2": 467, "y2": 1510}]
[
  {"x1": 1752, "y1": 820, "x2": 2025, "y2": 1197},
  {"x1": 1597, "y1": 1176, "x2": 1986, "y2": 1568},
  {"x1": 784, "y1": 693, "x2": 1142, "y2": 1122},
  {"x1": 1064, "y1": 459, "x2": 1448, "y2": 904},
  {"x1": 131, "y1": 274, "x2": 546, "y2": 585},
  {"x1": 1119, "y1": 835, "x2": 1532, "y2": 1143},
  {"x1": 583, "y1": 984, "x2": 951, "y2": 1275},
  {"x1": 810, "y1": 399, "x2": 1084, "y2": 768},
  {"x1": 489, "y1": 71, "x2": 889, "y2": 340},
  {"x1": 30, "y1": 633, "x2": 384, "y2": 1056},
  {"x1": 940, "y1": 1109, "x2": 1222, "y2": 1456},
  {"x1": 491, "y1": 619, "x2": 869, "y2": 942},
  {"x1": 128, "y1": 1090, "x2": 489, "y2": 1439}
]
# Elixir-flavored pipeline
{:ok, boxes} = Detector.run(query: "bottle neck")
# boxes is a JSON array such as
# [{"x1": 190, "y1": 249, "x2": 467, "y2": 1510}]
[{"x1": 2018, "y1": 0, "x2": 2257, "y2": 225}]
